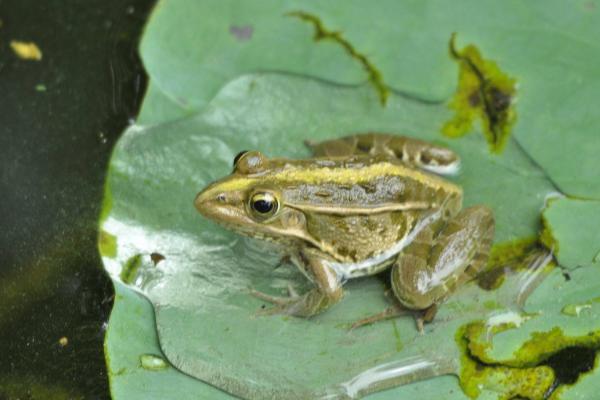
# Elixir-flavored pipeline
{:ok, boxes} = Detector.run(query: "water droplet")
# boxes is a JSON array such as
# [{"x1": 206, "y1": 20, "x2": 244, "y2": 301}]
[{"x1": 140, "y1": 354, "x2": 168, "y2": 371}]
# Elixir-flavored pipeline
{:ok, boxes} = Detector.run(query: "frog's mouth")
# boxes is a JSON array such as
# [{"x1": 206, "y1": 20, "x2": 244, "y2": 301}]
[{"x1": 195, "y1": 186, "x2": 244, "y2": 225}]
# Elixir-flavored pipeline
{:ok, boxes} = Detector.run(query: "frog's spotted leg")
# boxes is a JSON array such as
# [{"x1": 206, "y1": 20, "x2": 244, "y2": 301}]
[
  {"x1": 251, "y1": 248, "x2": 344, "y2": 317},
  {"x1": 305, "y1": 133, "x2": 460, "y2": 175},
  {"x1": 391, "y1": 205, "x2": 494, "y2": 316}
]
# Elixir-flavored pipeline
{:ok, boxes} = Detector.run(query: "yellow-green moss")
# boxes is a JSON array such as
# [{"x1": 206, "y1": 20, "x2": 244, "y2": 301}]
[
  {"x1": 464, "y1": 320, "x2": 600, "y2": 369},
  {"x1": 120, "y1": 254, "x2": 143, "y2": 284},
  {"x1": 98, "y1": 230, "x2": 117, "y2": 258},
  {"x1": 482, "y1": 300, "x2": 501, "y2": 311},
  {"x1": 476, "y1": 237, "x2": 539, "y2": 290},
  {"x1": 288, "y1": 10, "x2": 389, "y2": 105},
  {"x1": 456, "y1": 324, "x2": 555, "y2": 400},
  {"x1": 442, "y1": 33, "x2": 517, "y2": 153},
  {"x1": 514, "y1": 328, "x2": 600, "y2": 367},
  {"x1": 539, "y1": 213, "x2": 559, "y2": 254}
]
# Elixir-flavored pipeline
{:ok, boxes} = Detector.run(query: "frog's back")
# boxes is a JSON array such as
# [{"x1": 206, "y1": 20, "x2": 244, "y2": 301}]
[
  {"x1": 268, "y1": 155, "x2": 460, "y2": 212},
  {"x1": 264, "y1": 155, "x2": 461, "y2": 263}
]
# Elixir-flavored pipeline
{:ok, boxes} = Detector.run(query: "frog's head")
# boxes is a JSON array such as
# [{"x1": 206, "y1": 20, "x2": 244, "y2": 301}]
[{"x1": 195, "y1": 151, "x2": 311, "y2": 244}]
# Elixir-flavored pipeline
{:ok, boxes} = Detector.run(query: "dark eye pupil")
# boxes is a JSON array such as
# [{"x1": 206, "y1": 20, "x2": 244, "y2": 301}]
[
  {"x1": 233, "y1": 150, "x2": 249, "y2": 167},
  {"x1": 253, "y1": 199, "x2": 273, "y2": 213}
]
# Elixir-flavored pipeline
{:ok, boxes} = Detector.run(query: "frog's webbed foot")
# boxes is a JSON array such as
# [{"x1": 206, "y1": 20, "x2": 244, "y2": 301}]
[
  {"x1": 250, "y1": 286, "x2": 343, "y2": 318},
  {"x1": 414, "y1": 304, "x2": 438, "y2": 334},
  {"x1": 250, "y1": 285, "x2": 299, "y2": 315}
]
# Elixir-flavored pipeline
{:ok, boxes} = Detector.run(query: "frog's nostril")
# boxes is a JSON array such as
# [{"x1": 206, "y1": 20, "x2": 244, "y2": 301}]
[{"x1": 194, "y1": 189, "x2": 212, "y2": 212}]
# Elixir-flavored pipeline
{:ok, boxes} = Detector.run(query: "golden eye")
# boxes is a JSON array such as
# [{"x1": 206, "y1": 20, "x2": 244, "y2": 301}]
[{"x1": 249, "y1": 191, "x2": 279, "y2": 220}]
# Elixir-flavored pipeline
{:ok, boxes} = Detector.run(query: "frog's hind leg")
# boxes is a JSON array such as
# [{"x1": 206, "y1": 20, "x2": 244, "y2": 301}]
[
  {"x1": 349, "y1": 302, "x2": 409, "y2": 330},
  {"x1": 391, "y1": 205, "x2": 495, "y2": 325},
  {"x1": 305, "y1": 133, "x2": 460, "y2": 175}
]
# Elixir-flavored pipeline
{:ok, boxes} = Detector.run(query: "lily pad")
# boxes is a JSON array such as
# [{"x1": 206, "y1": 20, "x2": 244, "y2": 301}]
[
  {"x1": 101, "y1": 73, "x2": 557, "y2": 399},
  {"x1": 141, "y1": 0, "x2": 600, "y2": 198},
  {"x1": 542, "y1": 198, "x2": 600, "y2": 269}
]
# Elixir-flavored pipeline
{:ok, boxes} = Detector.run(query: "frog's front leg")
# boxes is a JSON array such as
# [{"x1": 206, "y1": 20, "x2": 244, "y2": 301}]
[
  {"x1": 252, "y1": 249, "x2": 344, "y2": 317},
  {"x1": 306, "y1": 133, "x2": 460, "y2": 175},
  {"x1": 391, "y1": 205, "x2": 494, "y2": 319}
]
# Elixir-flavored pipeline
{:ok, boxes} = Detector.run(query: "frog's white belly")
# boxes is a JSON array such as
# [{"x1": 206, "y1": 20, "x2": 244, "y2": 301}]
[{"x1": 326, "y1": 208, "x2": 442, "y2": 281}]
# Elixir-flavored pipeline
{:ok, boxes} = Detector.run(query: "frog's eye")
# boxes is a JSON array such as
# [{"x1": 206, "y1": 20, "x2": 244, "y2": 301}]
[
  {"x1": 248, "y1": 191, "x2": 279, "y2": 220},
  {"x1": 234, "y1": 151, "x2": 268, "y2": 174}
]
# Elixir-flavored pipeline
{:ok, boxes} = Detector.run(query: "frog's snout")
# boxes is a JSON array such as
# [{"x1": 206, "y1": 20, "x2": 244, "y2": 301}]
[
  {"x1": 194, "y1": 187, "x2": 222, "y2": 218},
  {"x1": 194, "y1": 185, "x2": 245, "y2": 225}
]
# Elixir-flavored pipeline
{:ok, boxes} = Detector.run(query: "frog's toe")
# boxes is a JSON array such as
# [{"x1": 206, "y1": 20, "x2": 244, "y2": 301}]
[
  {"x1": 254, "y1": 303, "x2": 288, "y2": 317},
  {"x1": 349, "y1": 304, "x2": 408, "y2": 330},
  {"x1": 249, "y1": 289, "x2": 296, "y2": 306}
]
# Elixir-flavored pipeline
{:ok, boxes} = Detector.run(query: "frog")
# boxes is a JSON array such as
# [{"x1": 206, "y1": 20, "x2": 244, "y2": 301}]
[{"x1": 194, "y1": 133, "x2": 494, "y2": 329}]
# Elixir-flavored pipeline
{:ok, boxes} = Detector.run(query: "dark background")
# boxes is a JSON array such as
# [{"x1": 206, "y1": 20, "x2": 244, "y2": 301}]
[{"x1": 0, "y1": 1, "x2": 155, "y2": 398}]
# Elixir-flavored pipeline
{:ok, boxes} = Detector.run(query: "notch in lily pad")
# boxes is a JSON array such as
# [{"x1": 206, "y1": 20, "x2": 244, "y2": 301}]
[{"x1": 442, "y1": 33, "x2": 517, "y2": 153}]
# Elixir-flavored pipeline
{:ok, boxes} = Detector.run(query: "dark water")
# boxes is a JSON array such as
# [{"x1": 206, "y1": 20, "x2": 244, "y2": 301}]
[{"x1": 0, "y1": 1, "x2": 155, "y2": 398}]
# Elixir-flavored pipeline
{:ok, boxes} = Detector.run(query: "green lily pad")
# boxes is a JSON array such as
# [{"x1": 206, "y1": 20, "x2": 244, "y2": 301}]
[
  {"x1": 542, "y1": 198, "x2": 600, "y2": 269},
  {"x1": 101, "y1": 73, "x2": 558, "y2": 399},
  {"x1": 141, "y1": 0, "x2": 600, "y2": 198}
]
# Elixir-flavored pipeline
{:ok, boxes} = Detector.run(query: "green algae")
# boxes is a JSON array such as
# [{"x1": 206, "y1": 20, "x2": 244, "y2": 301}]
[
  {"x1": 120, "y1": 254, "x2": 143, "y2": 285},
  {"x1": 464, "y1": 321, "x2": 600, "y2": 368},
  {"x1": 539, "y1": 212, "x2": 559, "y2": 255},
  {"x1": 476, "y1": 237, "x2": 539, "y2": 290},
  {"x1": 98, "y1": 230, "x2": 117, "y2": 258},
  {"x1": 456, "y1": 324, "x2": 555, "y2": 400},
  {"x1": 442, "y1": 34, "x2": 517, "y2": 153}
]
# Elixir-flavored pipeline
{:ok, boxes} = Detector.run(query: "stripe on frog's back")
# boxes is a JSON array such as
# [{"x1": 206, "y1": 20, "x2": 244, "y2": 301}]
[
  {"x1": 216, "y1": 157, "x2": 460, "y2": 197},
  {"x1": 267, "y1": 158, "x2": 458, "y2": 192}
]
